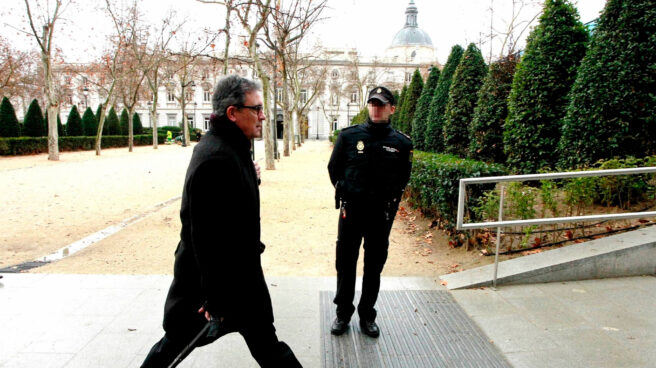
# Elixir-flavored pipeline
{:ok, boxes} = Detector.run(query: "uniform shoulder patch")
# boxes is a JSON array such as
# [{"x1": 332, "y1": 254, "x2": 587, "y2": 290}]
[{"x1": 395, "y1": 130, "x2": 412, "y2": 141}]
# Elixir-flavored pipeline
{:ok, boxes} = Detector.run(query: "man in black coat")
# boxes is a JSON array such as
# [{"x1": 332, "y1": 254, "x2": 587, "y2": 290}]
[
  {"x1": 327, "y1": 86, "x2": 413, "y2": 338},
  {"x1": 141, "y1": 75, "x2": 301, "y2": 367}
]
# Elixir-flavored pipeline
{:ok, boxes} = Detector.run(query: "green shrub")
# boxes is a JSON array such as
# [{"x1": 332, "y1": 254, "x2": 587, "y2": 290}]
[
  {"x1": 558, "y1": 0, "x2": 656, "y2": 169},
  {"x1": 82, "y1": 107, "x2": 97, "y2": 136},
  {"x1": 351, "y1": 107, "x2": 368, "y2": 125},
  {"x1": 504, "y1": 0, "x2": 588, "y2": 173},
  {"x1": 330, "y1": 129, "x2": 340, "y2": 144},
  {"x1": 105, "y1": 107, "x2": 120, "y2": 135},
  {"x1": 443, "y1": 43, "x2": 488, "y2": 157},
  {"x1": 394, "y1": 85, "x2": 408, "y2": 131},
  {"x1": 406, "y1": 150, "x2": 506, "y2": 232},
  {"x1": 66, "y1": 105, "x2": 84, "y2": 136},
  {"x1": 424, "y1": 45, "x2": 464, "y2": 153},
  {"x1": 133, "y1": 112, "x2": 143, "y2": 134},
  {"x1": 119, "y1": 109, "x2": 129, "y2": 135},
  {"x1": 23, "y1": 99, "x2": 45, "y2": 137},
  {"x1": 411, "y1": 66, "x2": 440, "y2": 151},
  {"x1": 0, "y1": 134, "x2": 166, "y2": 156},
  {"x1": 0, "y1": 97, "x2": 20, "y2": 137},
  {"x1": 469, "y1": 54, "x2": 518, "y2": 163}
]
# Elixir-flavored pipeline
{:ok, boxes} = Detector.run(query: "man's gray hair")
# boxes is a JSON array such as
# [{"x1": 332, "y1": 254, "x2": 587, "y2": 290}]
[{"x1": 212, "y1": 74, "x2": 262, "y2": 120}]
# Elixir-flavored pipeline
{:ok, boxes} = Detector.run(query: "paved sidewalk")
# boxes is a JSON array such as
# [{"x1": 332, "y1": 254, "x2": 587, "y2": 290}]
[{"x1": 0, "y1": 274, "x2": 653, "y2": 367}]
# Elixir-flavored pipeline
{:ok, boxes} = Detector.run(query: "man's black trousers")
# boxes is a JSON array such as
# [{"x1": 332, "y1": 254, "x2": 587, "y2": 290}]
[
  {"x1": 141, "y1": 316, "x2": 302, "y2": 367},
  {"x1": 334, "y1": 200, "x2": 397, "y2": 322}
]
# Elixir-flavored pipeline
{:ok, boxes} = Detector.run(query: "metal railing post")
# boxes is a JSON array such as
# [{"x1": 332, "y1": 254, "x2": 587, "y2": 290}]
[{"x1": 493, "y1": 185, "x2": 504, "y2": 288}]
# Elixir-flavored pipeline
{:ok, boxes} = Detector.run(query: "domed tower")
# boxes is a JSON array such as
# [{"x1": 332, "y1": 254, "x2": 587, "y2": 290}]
[{"x1": 386, "y1": 0, "x2": 437, "y2": 64}]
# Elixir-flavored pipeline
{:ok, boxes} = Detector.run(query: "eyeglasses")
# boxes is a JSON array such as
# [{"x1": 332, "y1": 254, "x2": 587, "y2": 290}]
[{"x1": 235, "y1": 104, "x2": 264, "y2": 114}]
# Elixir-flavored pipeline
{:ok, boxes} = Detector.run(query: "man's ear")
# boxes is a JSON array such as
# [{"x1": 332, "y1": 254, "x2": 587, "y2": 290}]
[
  {"x1": 390, "y1": 105, "x2": 396, "y2": 114},
  {"x1": 226, "y1": 106, "x2": 238, "y2": 122}
]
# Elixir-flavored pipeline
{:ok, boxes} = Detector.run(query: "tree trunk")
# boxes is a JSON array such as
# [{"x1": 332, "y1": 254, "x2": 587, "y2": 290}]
[
  {"x1": 128, "y1": 106, "x2": 134, "y2": 152},
  {"x1": 151, "y1": 102, "x2": 158, "y2": 149},
  {"x1": 95, "y1": 103, "x2": 107, "y2": 156},
  {"x1": 43, "y1": 52, "x2": 59, "y2": 160}
]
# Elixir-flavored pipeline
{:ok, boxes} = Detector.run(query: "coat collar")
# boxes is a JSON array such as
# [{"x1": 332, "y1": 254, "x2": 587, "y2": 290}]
[
  {"x1": 208, "y1": 120, "x2": 251, "y2": 153},
  {"x1": 364, "y1": 118, "x2": 392, "y2": 135}
]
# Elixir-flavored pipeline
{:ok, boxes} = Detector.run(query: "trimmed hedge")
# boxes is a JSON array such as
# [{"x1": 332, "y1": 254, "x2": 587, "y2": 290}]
[
  {"x1": 0, "y1": 134, "x2": 166, "y2": 156},
  {"x1": 411, "y1": 66, "x2": 440, "y2": 151},
  {"x1": 406, "y1": 151, "x2": 506, "y2": 233}
]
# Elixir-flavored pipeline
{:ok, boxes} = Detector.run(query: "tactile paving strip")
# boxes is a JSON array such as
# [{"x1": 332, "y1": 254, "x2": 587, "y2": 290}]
[{"x1": 321, "y1": 290, "x2": 511, "y2": 368}]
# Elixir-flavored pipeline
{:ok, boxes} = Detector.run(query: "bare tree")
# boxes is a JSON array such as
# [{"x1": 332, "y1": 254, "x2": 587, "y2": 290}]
[
  {"x1": 489, "y1": 0, "x2": 542, "y2": 62},
  {"x1": 22, "y1": 0, "x2": 72, "y2": 160},
  {"x1": 233, "y1": 0, "x2": 274, "y2": 169},
  {"x1": 262, "y1": 0, "x2": 327, "y2": 156},
  {"x1": 168, "y1": 27, "x2": 218, "y2": 146},
  {"x1": 197, "y1": 0, "x2": 236, "y2": 75}
]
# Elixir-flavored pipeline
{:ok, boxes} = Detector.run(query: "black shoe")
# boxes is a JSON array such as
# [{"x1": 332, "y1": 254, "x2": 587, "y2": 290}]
[
  {"x1": 331, "y1": 317, "x2": 349, "y2": 335},
  {"x1": 359, "y1": 319, "x2": 380, "y2": 338}
]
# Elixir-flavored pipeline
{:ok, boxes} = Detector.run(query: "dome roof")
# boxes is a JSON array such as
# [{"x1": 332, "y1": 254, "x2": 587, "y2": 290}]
[{"x1": 389, "y1": 0, "x2": 433, "y2": 48}]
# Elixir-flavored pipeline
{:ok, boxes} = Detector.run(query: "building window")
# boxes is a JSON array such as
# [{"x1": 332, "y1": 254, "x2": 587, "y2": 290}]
[
  {"x1": 201, "y1": 69, "x2": 209, "y2": 80},
  {"x1": 300, "y1": 89, "x2": 307, "y2": 105},
  {"x1": 66, "y1": 95, "x2": 73, "y2": 105},
  {"x1": 203, "y1": 114, "x2": 210, "y2": 130},
  {"x1": 203, "y1": 90, "x2": 211, "y2": 102},
  {"x1": 405, "y1": 72, "x2": 412, "y2": 83},
  {"x1": 350, "y1": 91, "x2": 358, "y2": 104},
  {"x1": 331, "y1": 94, "x2": 339, "y2": 106},
  {"x1": 331, "y1": 69, "x2": 339, "y2": 79},
  {"x1": 276, "y1": 88, "x2": 283, "y2": 102},
  {"x1": 185, "y1": 90, "x2": 194, "y2": 102},
  {"x1": 187, "y1": 114, "x2": 195, "y2": 127},
  {"x1": 167, "y1": 91, "x2": 175, "y2": 102},
  {"x1": 253, "y1": 69, "x2": 259, "y2": 78},
  {"x1": 331, "y1": 116, "x2": 338, "y2": 131},
  {"x1": 167, "y1": 113, "x2": 177, "y2": 125}
]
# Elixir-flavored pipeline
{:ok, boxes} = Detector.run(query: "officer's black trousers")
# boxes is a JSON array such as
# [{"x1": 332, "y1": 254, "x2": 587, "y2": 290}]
[
  {"x1": 141, "y1": 318, "x2": 302, "y2": 368},
  {"x1": 334, "y1": 201, "x2": 396, "y2": 322}
]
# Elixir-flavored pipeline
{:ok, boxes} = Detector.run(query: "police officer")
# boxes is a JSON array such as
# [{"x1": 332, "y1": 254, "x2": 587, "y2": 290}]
[{"x1": 327, "y1": 86, "x2": 413, "y2": 337}]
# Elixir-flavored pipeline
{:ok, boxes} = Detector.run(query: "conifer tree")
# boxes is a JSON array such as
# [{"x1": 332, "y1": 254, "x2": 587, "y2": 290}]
[
  {"x1": 0, "y1": 97, "x2": 21, "y2": 137},
  {"x1": 504, "y1": 0, "x2": 588, "y2": 173},
  {"x1": 558, "y1": 0, "x2": 656, "y2": 168},
  {"x1": 119, "y1": 109, "x2": 129, "y2": 136},
  {"x1": 443, "y1": 43, "x2": 488, "y2": 157},
  {"x1": 424, "y1": 45, "x2": 464, "y2": 152},
  {"x1": 469, "y1": 54, "x2": 518, "y2": 163},
  {"x1": 82, "y1": 107, "x2": 97, "y2": 136},
  {"x1": 398, "y1": 69, "x2": 424, "y2": 135},
  {"x1": 411, "y1": 66, "x2": 440, "y2": 151},
  {"x1": 394, "y1": 85, "x2": 408, "y2": 130},
  {"x1": 105, "y1": 107, "x2": 120, "y2": 135},
  {"x1": 23, "y1": 99, "x2": 45, "y2": 137},
  {"x1": 133, "y1": 112, "x2": 143, "y2": 135},
  {"x1": 351, "y1": 107, "x2": 369, "y2": 125},
  {"x1": 389, "y1": 90, "x2": 400, "y2": 126},
  {"x1": 66, "y1": 105, "x2": 84, "y2": 136}
]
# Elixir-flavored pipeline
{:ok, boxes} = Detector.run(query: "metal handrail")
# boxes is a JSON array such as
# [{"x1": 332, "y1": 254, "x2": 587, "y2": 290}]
[{"x1": 455, "y1": 166, "x2": 656, "y2": 287}]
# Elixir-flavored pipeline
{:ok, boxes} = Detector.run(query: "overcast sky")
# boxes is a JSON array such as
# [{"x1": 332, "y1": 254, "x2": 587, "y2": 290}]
[{"x1": 2, "y1": 0, "x2": 607, "y2": 65}]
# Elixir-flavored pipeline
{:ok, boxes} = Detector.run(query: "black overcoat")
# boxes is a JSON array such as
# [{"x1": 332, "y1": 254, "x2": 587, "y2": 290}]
[{"x1": 162, "y1": 120, "x2": 273, "y2": 337}]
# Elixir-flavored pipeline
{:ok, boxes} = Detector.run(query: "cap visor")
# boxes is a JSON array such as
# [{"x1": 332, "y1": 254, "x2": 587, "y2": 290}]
[{"x1": 367, "y1": 96, "x2": 389, "y2": 104}]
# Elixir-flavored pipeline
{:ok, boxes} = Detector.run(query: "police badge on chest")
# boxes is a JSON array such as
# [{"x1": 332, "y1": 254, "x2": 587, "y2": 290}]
[{"x1": 357, "y1": 140, "x2": 365, "y2": 154}]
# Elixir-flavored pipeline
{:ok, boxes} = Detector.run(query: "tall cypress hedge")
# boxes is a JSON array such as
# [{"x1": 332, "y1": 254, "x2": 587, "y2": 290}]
[
  {"x1": 66, "y1": 105, "x2": 84, "y2": 136},
  {"x1": 133, "y1": 112, "x2": 143, "y2": 135},
  {"x1": 443, "y1": 43, "x2": 488, "y2": 157},
  {"x1": 504, "y1": 0, "x2": 588, "y2": 173},
  {"x1": 394, "y1": 85, "x2": 408, "y2": 130},
  {"x1": 119, "y1": 109, "x2": 129, "y2": 135},
  {"x1": 469, "y1": 54, "x2": 518, "y2": 163},
  {"x1": 558, "y1": 0, "x2": 656, "y2": 168},
  {"x1": 397, "y1": 69, "x2": 424, "y2": 135},
  {"x1": 82, "y1": 107, "x2": 97, "y2": 136},
  {"x1": 0, "y1": 97, "x2": 21, "y2": 137},
  {"x1": 23, "y1": 99, "x2": 45, "y2": 137},
  {"x1": 105, "y1": 107, "x2": 120, "y2": 135},
  {"x1": 424, "y1": 45, "x2": 464, "y2": 153},
  {"x1": 411, "y1": 66, "x2": 440, "y2": 151}
]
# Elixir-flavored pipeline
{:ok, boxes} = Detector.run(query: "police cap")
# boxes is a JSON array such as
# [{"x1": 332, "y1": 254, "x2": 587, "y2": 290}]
[{"x1": 367, "y1": 86, "x2": 395, "y2": 106}]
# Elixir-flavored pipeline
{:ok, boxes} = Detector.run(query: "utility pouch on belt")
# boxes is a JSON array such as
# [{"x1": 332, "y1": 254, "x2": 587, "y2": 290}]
[{"x1": 334, "y1": 181, "x2": 343, "y2": 209}]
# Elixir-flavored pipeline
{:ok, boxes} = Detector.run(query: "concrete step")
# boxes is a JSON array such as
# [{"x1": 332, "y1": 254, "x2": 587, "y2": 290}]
[{"x1": 440, "y1": 226, "x2": 656, "y2": 290}]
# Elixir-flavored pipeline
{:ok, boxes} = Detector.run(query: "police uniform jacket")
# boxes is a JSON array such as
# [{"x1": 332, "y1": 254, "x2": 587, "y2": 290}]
[
  {"x1": 162, "y1": 119, "x2": 273, "y2": 336},
  {"x1": 328, "y1": 119, "x2": 413, "y2": 204}
]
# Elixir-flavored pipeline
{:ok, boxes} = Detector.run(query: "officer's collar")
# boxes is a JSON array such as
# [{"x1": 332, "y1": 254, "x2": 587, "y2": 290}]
[{"x1": 364, "y1": 118, "x2": 392, "y2": 133}]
